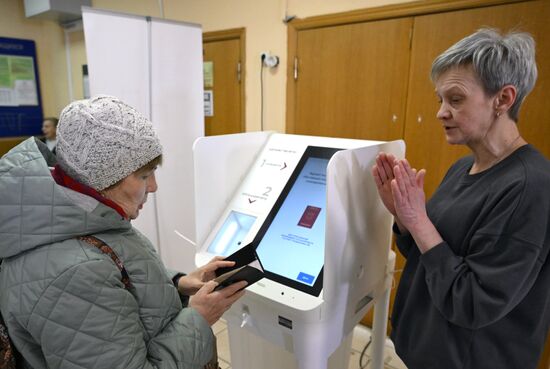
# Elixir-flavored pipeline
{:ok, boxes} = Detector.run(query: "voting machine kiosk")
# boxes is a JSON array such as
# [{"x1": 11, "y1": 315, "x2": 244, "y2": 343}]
[{"x1": 193, "y1": 132, "x2": 404, "y2": 369}]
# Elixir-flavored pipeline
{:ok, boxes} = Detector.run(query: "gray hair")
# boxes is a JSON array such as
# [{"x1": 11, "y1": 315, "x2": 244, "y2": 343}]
[{"x1": 431, "y1": 28, "x2": 537, "y2": 122}]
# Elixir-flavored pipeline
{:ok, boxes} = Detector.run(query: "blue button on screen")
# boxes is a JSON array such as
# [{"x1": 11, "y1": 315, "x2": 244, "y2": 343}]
[{"x1": 297, "y1": 272, "x2": 314, "y2": 285}]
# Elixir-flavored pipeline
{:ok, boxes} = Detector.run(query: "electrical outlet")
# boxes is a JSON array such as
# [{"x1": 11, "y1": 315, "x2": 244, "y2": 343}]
[{"x1": 261, "y1": 52, "x2": 279, "y2": 68}]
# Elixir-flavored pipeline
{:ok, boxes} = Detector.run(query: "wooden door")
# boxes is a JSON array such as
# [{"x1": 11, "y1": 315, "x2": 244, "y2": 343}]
[
  {"x1": 203, "y1": 28, "x2": 245, "y2": 136},
  {"x1": 404, "y1": 0, "x2": 550, "y2": 197},
  {"x1": 290, "y1": 18, "x2": 413, "y2": 141}
]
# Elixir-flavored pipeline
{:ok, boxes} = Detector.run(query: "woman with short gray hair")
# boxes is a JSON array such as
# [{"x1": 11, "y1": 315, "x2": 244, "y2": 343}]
[
  {"x1": 431, "y1": 28, "x2": 537, "y2": 122},
  {"x1": 372, "y1": 29, "x2": 550, "y2": 369}
]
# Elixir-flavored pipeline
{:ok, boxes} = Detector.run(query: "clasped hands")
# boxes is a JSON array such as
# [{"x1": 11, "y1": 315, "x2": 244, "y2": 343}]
[{"x1": 371, "y1": 152, "x2": 442, "y2": 253}]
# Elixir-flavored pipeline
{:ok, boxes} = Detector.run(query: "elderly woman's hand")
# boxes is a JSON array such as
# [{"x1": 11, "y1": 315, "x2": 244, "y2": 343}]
[
  {"x1": 372, "y1": 152, "x2": 399, "y2": 217},
  {"x1": 177, "y1": 256, "x2": 235, "y2": 295},
  {"x1": 391, "y1": 159, "x2": 426, "y2": 227},
  {"x1": 391, "y1": 159, "x2": 443, "y2": 252},
  {"x1": 189, "y1": 280, "x2": 247, "y2": 326}
]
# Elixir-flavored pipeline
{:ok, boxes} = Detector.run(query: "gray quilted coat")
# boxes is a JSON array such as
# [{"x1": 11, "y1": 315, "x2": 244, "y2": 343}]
[{"x1": 0, "y1": 138, "x2": 214, "y2": 369}]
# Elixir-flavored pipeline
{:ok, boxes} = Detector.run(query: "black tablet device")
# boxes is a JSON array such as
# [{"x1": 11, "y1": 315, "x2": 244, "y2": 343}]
[
  {"x1": 254, "y1": 146, "x2": 342, "y2": 296},
  {"x1": 213, "y1": 240, "x2": 264, "y2": 291}
]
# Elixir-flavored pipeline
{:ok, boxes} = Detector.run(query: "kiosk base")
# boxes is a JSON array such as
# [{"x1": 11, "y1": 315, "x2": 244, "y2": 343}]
[
  {"x1": 225, "y1": 323, "x2": 353, "y2": 369},
  {"x1": 222, "y1": 251, "x2": 396, "y2": 369}
]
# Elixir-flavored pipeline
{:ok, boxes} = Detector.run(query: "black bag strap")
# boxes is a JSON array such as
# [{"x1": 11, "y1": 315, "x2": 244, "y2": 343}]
[{"x1": 78, "y1": 236, "x2": 132, "y2": 290}]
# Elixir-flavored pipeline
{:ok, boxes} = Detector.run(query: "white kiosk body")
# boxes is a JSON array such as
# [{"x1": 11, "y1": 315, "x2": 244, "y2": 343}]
[{"x1": 193, "y1": 133, "x2": 404, "y2": 369}]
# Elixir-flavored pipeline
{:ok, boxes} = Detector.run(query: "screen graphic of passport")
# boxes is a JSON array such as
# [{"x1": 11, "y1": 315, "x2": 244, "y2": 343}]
[
  {"x1": 212, "y1": 146, "x2": 340, "y2": 296},
  {"x1": 298, "y1": 205, "x2": 322, "y2": 228}
]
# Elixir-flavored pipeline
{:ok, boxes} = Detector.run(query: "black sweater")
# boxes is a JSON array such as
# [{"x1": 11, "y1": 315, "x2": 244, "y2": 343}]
[{"x1": 391, "y1": 145, "x2": 550, "y2": 369}]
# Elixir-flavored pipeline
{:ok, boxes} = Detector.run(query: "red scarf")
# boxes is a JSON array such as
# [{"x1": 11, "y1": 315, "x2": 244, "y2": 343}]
[{"x1": 51, "y1": 165, "x2": 128, "y2": 219}]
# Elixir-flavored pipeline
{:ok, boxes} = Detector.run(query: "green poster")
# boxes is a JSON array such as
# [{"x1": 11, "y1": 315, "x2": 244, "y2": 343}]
[
  {"x1": 0, "y1": 56, "x2": 11, "y2": 88},
  {"x1": 0, "y1": 55, "x2": 38, "y2": 106},
  {"x1": 203, "y1": 61, "x2": 213, "y2": 88},
  {"x1": 10, "y1": 56, "x2": 36, "y2": 80}
]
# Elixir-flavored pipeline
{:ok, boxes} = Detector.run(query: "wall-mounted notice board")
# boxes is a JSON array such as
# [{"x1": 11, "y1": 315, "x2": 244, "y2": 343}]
[{"x1": 0, "y1": 37, "x2": 43, "y2": 138}]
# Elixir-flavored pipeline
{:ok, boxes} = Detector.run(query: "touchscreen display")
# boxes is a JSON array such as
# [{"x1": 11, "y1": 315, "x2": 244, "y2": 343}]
[{"x1": 255, "y1": 146, "x2": 340, "y2": 296}]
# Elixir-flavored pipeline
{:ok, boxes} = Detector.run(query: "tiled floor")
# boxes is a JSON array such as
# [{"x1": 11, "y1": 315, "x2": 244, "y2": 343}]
[{"x1": 212, "y1": 319, "x2": 408, "y2": 369}]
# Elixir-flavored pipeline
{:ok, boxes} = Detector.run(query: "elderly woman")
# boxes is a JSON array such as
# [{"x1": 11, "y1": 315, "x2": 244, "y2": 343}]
[
  {"x1": 0, "y1": 96, "x2": 245, "y2": 368},
  {"x1": 372, "y1": 29, "x2": 550, "y2": 369}
]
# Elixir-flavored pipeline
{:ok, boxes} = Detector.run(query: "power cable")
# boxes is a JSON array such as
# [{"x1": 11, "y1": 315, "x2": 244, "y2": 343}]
[
  {"x1": 260, "y1": 54, "x2": 265, "y2": 131},
  {"x1": 360, "y1": 335, "x2": 373, "y2": 369}
]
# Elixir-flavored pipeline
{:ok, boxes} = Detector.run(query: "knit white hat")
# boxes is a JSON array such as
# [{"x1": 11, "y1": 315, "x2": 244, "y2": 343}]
[{"x1": 56, "y1": 95, "x2": 163, "y2": 190}]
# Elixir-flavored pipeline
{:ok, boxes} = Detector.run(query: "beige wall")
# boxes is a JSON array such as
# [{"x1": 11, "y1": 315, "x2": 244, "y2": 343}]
[
  {"x1": 1, "y1": 0, "x2": 413, "y2": 136},
  {"x1": 166, "y1": 0, "x2": 287, "y2": 133}
]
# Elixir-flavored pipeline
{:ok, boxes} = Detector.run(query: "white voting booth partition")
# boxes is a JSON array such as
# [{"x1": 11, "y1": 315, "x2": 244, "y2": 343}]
[
  {"x1": 82, "y1": 8, "x2": 203, "y2": 272},
  {"x1": 194, "y1": 132, "x2": 404, "y2": 369}
]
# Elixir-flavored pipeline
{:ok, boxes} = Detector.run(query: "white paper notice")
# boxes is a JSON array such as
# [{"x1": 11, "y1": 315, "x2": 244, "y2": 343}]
[
  {"x1": 0, "y1": 88, "x2": 17, "y2": 106},
  {"x1": 204, "y1": 90, "x2": 213, "y2": 117},
  {"x1": 14, "y1": 79, "x2": 38, "y2": 106}
]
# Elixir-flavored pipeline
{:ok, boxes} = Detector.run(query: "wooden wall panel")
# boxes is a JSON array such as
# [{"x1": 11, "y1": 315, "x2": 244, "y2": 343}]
[{"x1": 292, "y1": 18, "x2": 412, "y2": 141}]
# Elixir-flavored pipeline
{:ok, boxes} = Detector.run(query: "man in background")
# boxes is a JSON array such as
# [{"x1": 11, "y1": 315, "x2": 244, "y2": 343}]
[{"x1": 41, "y1": 117, "x2": 58, "y2": 154}]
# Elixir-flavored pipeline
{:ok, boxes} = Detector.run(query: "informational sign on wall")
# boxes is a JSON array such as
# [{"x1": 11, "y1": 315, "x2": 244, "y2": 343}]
[
  {"x1": 203, "y1": 61, "x2": 213, "y2": 88},
  {"x1": 204, "y1": 90, "x2": 213, "y2": 116},
  {"x1": 0, "y1": 37, "x2": 43, "y2": 138},
  {"x1": 0, "y1": 55, "x2": 39, "y2": 106}
]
